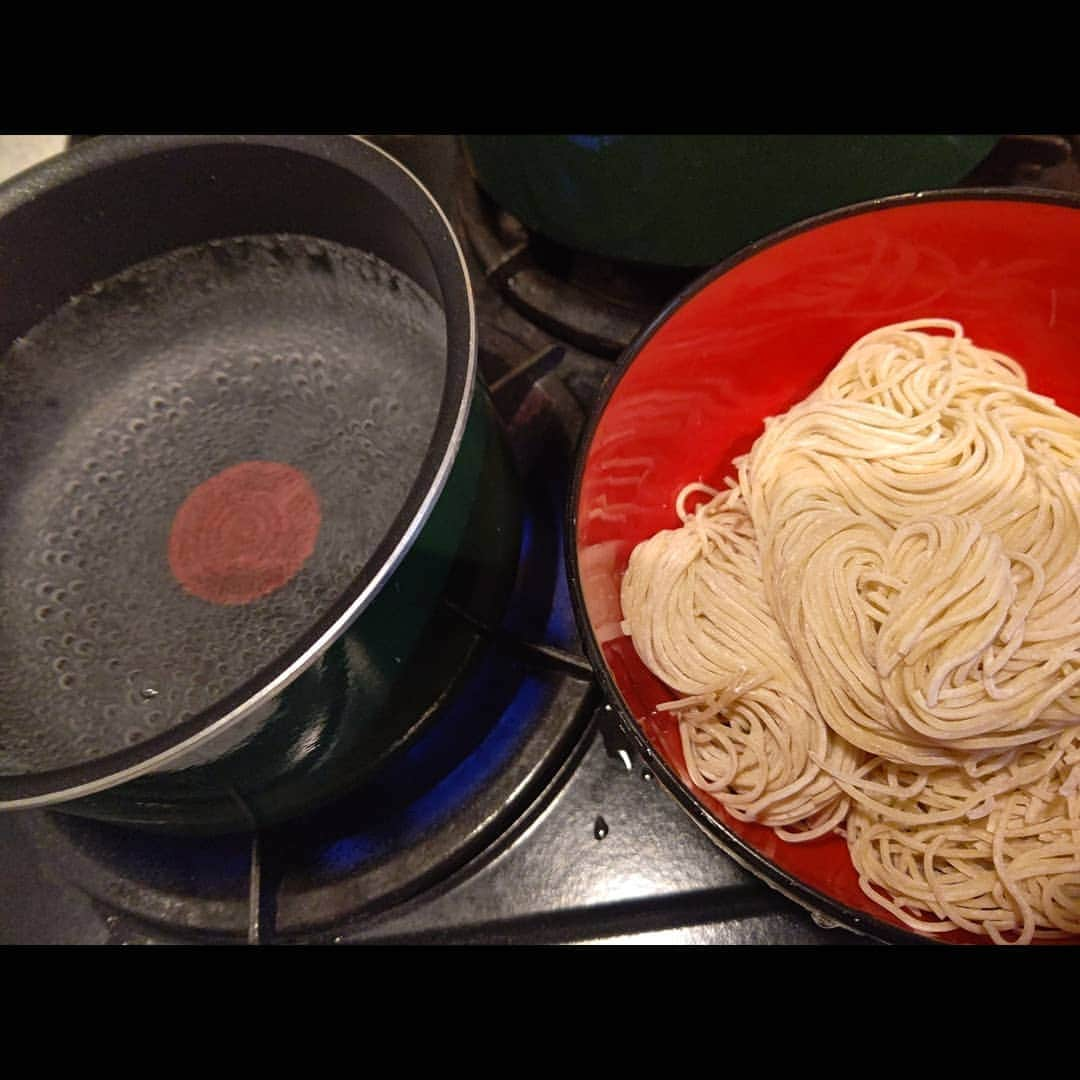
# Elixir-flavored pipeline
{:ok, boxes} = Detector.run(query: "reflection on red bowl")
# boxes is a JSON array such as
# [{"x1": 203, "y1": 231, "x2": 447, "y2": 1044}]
[{"x1": 570, "y1": 189, "x2": 1080, "y2": 945}]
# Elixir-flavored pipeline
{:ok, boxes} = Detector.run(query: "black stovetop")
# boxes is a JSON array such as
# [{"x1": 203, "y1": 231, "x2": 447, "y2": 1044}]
[{"x1": 5, "y1": 133, "x2": 1073, "y2": 946}]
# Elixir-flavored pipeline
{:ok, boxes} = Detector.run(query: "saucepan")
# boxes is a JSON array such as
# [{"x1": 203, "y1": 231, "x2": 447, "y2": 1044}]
[{"x1": 0, "y1": 134, "x2": 521, "y2": 833}]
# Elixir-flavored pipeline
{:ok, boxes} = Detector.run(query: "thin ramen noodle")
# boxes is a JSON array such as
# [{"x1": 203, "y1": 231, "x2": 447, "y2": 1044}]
[{"x1": 619, "y1": 320, "x2": 1080, "y2": 943}]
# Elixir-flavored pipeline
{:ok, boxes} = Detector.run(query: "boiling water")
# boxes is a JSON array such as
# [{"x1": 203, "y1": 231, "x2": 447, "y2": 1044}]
[{"x1": 0, "y1": 234, "x2": 446, "y2": 774}]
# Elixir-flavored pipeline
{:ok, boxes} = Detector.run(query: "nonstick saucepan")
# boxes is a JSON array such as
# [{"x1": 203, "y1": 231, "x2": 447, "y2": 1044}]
[{"x1": 0, "y1": 134, "x2": 522, "y2": 833}]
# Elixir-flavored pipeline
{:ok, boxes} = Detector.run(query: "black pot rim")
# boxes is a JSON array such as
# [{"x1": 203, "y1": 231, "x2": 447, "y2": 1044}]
[
  {"x1": 0, "y1": 134, "x2": 477, "y2": 808},
  {"x1": 565, "y1": 185, "x2": 1080, "y2": 946}
]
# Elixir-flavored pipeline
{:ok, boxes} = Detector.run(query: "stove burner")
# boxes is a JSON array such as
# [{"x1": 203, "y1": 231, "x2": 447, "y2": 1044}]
[
  {"x1": 16, "y1": 372, "x2": 595, "y2": 941},
  {"x1": 168, "y1": 461, "x2": 321, "y2": 605},
  {"x1": 458, "y1": 173, "x2": 697, "y2": 359},
  {"x1": 19, "y1": 646, "x2": 596, "y2": 942}
]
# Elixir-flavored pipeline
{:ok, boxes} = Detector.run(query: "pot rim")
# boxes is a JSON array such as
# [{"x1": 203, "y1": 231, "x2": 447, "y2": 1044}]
[{"x1": 0, "y1": 134, "x2": 477, "y2": 809}]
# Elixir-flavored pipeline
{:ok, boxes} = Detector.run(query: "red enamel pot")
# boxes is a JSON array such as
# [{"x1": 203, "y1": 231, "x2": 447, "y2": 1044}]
[{"x1": 568, "y1": 188, "x2": 1080, "y2": 945}]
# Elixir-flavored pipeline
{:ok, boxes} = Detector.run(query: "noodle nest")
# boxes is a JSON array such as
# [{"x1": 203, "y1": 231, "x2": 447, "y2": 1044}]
[{"x1": 620, "y1": 320, "x2": 1080, "y2": 943}]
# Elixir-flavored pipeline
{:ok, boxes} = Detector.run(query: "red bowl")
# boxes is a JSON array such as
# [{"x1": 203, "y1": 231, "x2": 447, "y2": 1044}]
[{"x1": 568, "y1": 188, "x2": 1080, "y2": 945}]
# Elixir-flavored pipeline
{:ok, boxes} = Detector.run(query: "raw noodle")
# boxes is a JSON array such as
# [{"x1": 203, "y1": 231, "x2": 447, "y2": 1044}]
[{"x1": 619, "y1": 319, "x2": 1080, "y2": 943}]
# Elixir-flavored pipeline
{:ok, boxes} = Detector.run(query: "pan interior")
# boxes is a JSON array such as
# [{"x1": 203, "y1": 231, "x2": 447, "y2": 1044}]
[{"x1": 0, "y1": 233, "x2": 446, "y2": 776}]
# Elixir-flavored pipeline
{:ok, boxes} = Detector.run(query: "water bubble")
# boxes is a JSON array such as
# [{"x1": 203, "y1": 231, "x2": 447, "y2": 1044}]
[{"x1": 593, "y1": 816, "x2": 609, "y2": 841}]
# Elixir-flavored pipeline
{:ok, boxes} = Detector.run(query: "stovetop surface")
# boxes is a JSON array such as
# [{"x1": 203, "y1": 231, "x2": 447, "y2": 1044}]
[
  {"x1": 4, "y1": 133, "x2": 1074, "y2": 946},
  {"x1": 1, "y1": 710, "x2": 860, "y2": 945}
]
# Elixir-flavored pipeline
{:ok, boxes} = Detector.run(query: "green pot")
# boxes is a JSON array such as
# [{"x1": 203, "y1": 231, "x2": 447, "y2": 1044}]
[{"x1": 465, "y1": 134, "x2": 1000, "y2": 267}]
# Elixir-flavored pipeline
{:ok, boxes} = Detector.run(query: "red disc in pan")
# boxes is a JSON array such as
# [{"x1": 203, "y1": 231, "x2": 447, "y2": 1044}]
[{"x1": 168, "y1": 461, "x2": 321, "y2": 606}]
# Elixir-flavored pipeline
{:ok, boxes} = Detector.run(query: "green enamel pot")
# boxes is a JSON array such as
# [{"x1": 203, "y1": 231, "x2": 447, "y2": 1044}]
[{"x1": 464, "y1": 134, "x2": 1000, "y2": 267}]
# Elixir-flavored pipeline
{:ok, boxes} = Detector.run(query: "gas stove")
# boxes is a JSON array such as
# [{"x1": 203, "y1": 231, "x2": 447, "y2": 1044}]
[{"x1": 2, "y1": 134, "x2": 1075, "y2": 945}]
